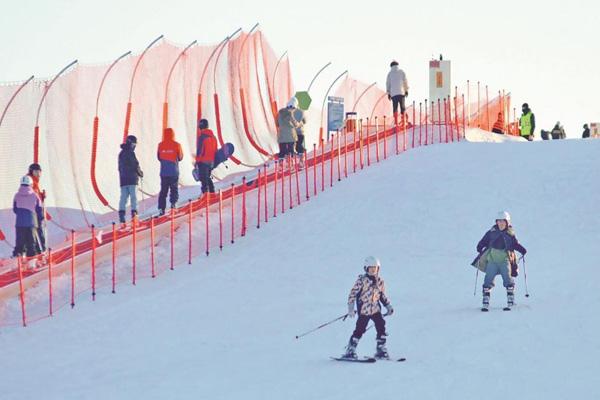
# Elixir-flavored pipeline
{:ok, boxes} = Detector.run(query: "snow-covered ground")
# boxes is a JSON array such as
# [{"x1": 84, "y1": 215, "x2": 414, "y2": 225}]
[{"x1": 0, "y1": 134, "x2": 599, "y2": 400}]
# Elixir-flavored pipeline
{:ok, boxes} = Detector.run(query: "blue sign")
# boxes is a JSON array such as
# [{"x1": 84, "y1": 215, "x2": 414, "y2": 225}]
[{"x1": 327, "y1": 97, "x2": 344, "y2": 132}]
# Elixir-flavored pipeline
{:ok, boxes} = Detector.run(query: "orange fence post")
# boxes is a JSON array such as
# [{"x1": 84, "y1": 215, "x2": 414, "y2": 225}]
[
  {"x1": 264, "y1": 164, "x2": 269, "y2": 222},
  {"x1": 219, "y1": 190, "x2": 224, "y2": 250},
  {"x1": 112, "y1": 223, "x2": 116, "y2": 292},
  {"x1": 70, "y1": 230, "x2": 76, "y2": 308},
  {"x1": 206, "y1": 192, "x2": 210, "y2": 254},
  {"x1": 375, "y1": 117, "x2": 380, "y2": 163},
  {"x1": 231, "y1": 183, "x2": 236, "y2": 244},
  {"x1": 305, "y1": 152, "x2": 310, "y2": 200},
  {"x1": 242, "y1": 177, "x2": 247, "y2": 236},
  {"x1": 132, "y1": 216, "x2": 137, "y2": 285},
  {"x1": 257, "y1": 171, "x2": 262, "y2": 229},
  {"x1": 48, "y1": 248, "x2": 53, "y2": 316},
  {"x1": 170, "y1": 208, "x2": 175, "y2": 270},
  {"x1": 425, "y1": 100, "x2": 429, "y2": 146},
  {"x1": 150, "y1": 216, "x2": 156, "y2": 277},
  {"x1": 188, "y1": 200, "x2": 193, "y2": 264},
  {"x1": 383, "y1": 116, "x2": 387, "y2": 159},
  {"x1": 17, "y1": 257, "x2": 27, "y2": 327},
  {"x1": 366, "y1": 118, "x2": 371, "y2": 166},
  {"x1": 419, "y1": 103, "x2": 422, "y2": 146},
  {"x1": 91, "y1": 225, "x2": 96, "y2": 299}
]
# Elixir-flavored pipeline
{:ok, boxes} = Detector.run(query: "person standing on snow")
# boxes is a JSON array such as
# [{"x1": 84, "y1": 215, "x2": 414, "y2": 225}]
[
  {"x1": 13, "y1": 175, "x2": 44, "y2": 258},
  {"x1": 118, "y1": 135, "x2": 144, "y2": 226},
  {"x1": 277, "y1": 98, "x2": 299, "y2": 161},
  {"x1": 476, "y1": 211, "x2": 527, "y2": 311},
  {"x1": 386, "y1": 60, "x2": 409, "y2": 127},
  {"x1": 582, "y1": 124, "x2": 590, "y2": 139},
  {"x1": 195, "y1": 119, "x2": 217, "y2": 195},
  {"x1": 293, "y1": 104, "x2": 307, "y2": 169},
  {"x1": 27, "y1": 163, "x2": 47, "y2": 251},
  {"x1": 343, "y1": 256, "x2": 394, "y2": 360},
  {"x1": 491, "y1": 112, "x2": 505, "y2": 134},
  {"x1": 157, "y1": 128, "x2": 183, "y2": 216},
  {"x1": 519, "y1": 103, "x2": 535, "y2": 141},
  {"x1": 550, "y1": 121, "x2": 566, "y2": 139}
]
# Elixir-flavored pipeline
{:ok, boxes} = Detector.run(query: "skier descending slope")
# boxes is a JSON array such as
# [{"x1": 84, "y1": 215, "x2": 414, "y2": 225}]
[
  {"x1": 342, "y1": 256, "x2": 394, "y2": 360},
  {"x1": 476, "y1": 211, "x2": 527, "y2": 311}
]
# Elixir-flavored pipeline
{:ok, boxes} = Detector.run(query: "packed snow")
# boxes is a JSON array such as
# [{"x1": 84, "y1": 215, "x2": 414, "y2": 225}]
[{"x1": 1, "y1": 133, "x2": 599, "y2": 400}]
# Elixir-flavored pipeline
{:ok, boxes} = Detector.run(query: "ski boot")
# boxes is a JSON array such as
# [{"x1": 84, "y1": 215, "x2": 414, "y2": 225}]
[
  {"x1": 131, "y1": 210, "x2": 139, "y2": 228},
  {"x1": 118, "y1": 210, "x2": 127, "y2": 230},
  {"x1": 375, "y1": 337, "x2": 390, "y2": 360},
  {"x1": 158, "y1": 208, "x2": 166, "y2": 217},
  {"x1": 342, "y1": 336, "x2": 359, "y2": 359},
  {"x1": 481, "y1": 287, "x2": 491, "y2": 312},
  {"x1": 505, "y1": 287, "x2": 515, "y2": 310}
]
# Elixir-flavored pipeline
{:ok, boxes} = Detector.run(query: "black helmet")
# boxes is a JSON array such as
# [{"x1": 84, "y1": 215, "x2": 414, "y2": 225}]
[
  {"x1": 390, "y1": 60, "x2": 399, "y2": 67},
  {"x1": 28, "y1": 163, "x2": 42, "y2": 173},
  {"x1": 198, "y1": 119, "x2": 209, "y2": 129},
  {"x1": 126, "y1": 135, "x2": 138, "y2": 145}
]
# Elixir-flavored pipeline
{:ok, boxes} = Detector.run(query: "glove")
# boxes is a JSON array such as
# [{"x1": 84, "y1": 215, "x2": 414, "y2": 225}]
[
  {"x1": 521, "y1": 249, "x2": 527, "y2": 256},
  {"x1": 385, "y1": 305, "x2": 394, "y2": 316},
  {"x1": 387, "y1": 94, "x2": 391, "y2": 101},
  {"x1": 404, "y1": 91, "x2": 408, "y2": 97},
  {"x1": 347, "y1": 305, "x2": 356, "y2": 318}
]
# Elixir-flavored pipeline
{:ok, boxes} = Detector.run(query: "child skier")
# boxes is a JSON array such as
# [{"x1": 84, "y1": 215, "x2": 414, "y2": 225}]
[
  {"x1": 342, "y1": 256, "x2": 394, "y2": 360},
  {"x1": 476, "y1": 211, "x2": 527, "y2": 311}
]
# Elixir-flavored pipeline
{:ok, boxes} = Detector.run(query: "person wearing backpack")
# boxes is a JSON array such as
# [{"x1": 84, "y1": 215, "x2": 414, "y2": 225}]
[
  {"x1": 195, "y1": 119, "x2": 218, "y2": 195},
  {"x1": 476, "y1": 211, "x2": 527, "y2": 311}
]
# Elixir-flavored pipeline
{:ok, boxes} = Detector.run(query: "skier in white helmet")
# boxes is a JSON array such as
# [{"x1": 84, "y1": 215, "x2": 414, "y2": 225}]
[
  {"x1": 476, "y1": 211, "x2": 527, "y2": 311},
  {"x1": 13, "y1": 175, "x2": 44, "y2": 258},
  {"x1": 342, "y1": 256, "x2": 394, "y2": 359}
]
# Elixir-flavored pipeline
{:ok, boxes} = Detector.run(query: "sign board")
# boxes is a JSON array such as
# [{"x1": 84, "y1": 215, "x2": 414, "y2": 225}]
[
  {"x1": 295, "y1": 91, "x2": 312, "y2": 111},
  {"x1": 327, "y1": 96, "x2": 344, "y2": 132}
]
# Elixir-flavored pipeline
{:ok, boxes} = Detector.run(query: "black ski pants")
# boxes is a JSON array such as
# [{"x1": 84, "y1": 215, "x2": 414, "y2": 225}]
[
  {"x1": 391, "y1": 95, "x2": 406, "y2": 115},
  {"x1": 196, "y1": 163, "x2": 215, "y2": 194},
  {"x1": 13, "y1": 227, "x2": 41, "y2": 257},
  {"x1": 158, "y1": 176, "x2": 179, "y2": 210},
  {"x1": 352, "y1": 312, "x2": 387, "y2": 340},
  {"x1": 278, "y1": 142, "x2": 295, "y2": 159},
  {"x1": 295, "y1": 134, "x2": 305, "y2": 155}
]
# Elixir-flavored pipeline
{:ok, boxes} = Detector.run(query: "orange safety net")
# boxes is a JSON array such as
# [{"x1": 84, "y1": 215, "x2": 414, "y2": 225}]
[{"x1": 0, "y1": 31, "x2": 293, "y2": 253}]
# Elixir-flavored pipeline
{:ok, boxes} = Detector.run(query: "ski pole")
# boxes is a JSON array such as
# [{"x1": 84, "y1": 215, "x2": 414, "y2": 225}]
[
  {"x1": 522, "y1": 255, "x2": 530, "y2": 297},
  {"x1": 295, "y1": 314, "x2": 348, "y2": 339},
  {"x1": 474, "y1": 267, "x2": 479, "y2": 296}
]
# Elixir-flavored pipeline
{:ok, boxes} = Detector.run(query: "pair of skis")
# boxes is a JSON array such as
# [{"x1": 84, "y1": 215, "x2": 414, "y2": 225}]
[{"x1": 331, "y1": 356, "x2": 406, "y2": 363}]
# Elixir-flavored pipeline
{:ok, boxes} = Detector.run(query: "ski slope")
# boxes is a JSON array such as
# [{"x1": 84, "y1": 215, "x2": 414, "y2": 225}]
[{"x1": 0, "y1": 134, "x2": 599, "y2": 400}]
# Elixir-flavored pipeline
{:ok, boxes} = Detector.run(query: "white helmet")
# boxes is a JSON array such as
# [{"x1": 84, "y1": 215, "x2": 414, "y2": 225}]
[
  {"x1": 286, "y1": 97, "x2": 298, "y2": 109},
  {"x1": 20, "y1": 175, "x2": 32, "y2": 186},
  {"x1": 363, "y1": 256, "x2": 381, "y2": 274},
  {"x1": 496, "y1": 211, "x2": 511, "y2": 222}
]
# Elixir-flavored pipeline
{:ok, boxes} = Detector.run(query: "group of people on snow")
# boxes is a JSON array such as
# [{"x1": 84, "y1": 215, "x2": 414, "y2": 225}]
[{"x1": 340, "y1": 210, "x2": 527, "y2": 360}]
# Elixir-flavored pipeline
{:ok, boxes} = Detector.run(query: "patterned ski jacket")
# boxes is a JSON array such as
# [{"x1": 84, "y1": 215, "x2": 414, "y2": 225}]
[{"x1": 348, "y1": 274, "x2": 392, "y2": 316}]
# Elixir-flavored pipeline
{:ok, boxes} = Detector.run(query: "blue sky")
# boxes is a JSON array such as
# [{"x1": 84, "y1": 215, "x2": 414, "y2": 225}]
[{"x1": 1, "y1": 0, "x2": 597, "y2": 137}]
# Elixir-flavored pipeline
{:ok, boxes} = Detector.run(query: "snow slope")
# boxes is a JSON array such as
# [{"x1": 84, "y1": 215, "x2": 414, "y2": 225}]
[{"x1": 0, "y1": 136, "x2": 599, "y2": 400}]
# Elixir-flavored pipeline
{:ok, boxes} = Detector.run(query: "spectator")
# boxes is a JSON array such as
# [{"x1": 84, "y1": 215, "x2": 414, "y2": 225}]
[
  {"x1": 386, "y1": 60, "x2": 409, "y2": 127},
  {"x1": 491, "y1": 113, "x2": 505, "y2": 134},
  {"x1": 13, "y1": 175, "x2": 44, "y2": 258},
  {"x1": 582, "y1": 124, "x2": 590, "y2": 139},
  {"x1": 27, "y1": 163, "x2": 47, "y2": 251},
  {"x1": 519, "y1": 103, "x2": 535, "y2": 141},
  {"x1": 157, "y1": 128, "x2": 183, "y2": 216},
  {"x1": 277, "y1": 98, "x2": 299, "y2": 161},
  {"x1": 118, "y1": 135, "x2": 143, "y2": 227},
  {"x1": 551, "y1": 121, "x2": 566, "y2": 139},
  {"x1": 196, "y1": 119, "x2": 218, "y2": 195},
  {"x1": 293, "y1": 105, "x2": 307, "y2": 169}
]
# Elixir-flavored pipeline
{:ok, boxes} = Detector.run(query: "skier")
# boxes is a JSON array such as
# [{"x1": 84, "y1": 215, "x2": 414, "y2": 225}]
[
  {"x1": 476, "y1": 211, "x2": 527, "y2": 311},
  {"x1": 386, "y1": 60, "x2": 409, "y2": 127},
  {"x1": 157, "y1": 128, "x2": 183, "y2": 216},
  {"x1": 292, "y1": 103, "x2": 307, "y2": 169},
  {"x1": 550, "y1": 121, "x2": 566, "y2": 139},
  {"x1": 342, "y1": 256, "x2": 394, "y2": 360},
  {"x1": 195, "y1": 119, "x2": 217, "y2": 195},
  {"x1": 118, "y1": 135, "x2": 144, "y2": 227},
  {"x1": 13, "y1": 176, "x2": 44, "y2": 259},
  {"x1": 277, "y1": 98, "x2": 299, "y2": 161},
  {"x1": 519, "y1": 103, "x2": 535, "y2": 141},
  {"x1": 582, "y1": 123, "x2": 590, "y2": 139}
]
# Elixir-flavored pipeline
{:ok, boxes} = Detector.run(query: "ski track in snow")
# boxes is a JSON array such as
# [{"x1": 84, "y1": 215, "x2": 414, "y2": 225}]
[{"x1": 0, "y1": 133, "x2": 599, "y2": 399}]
